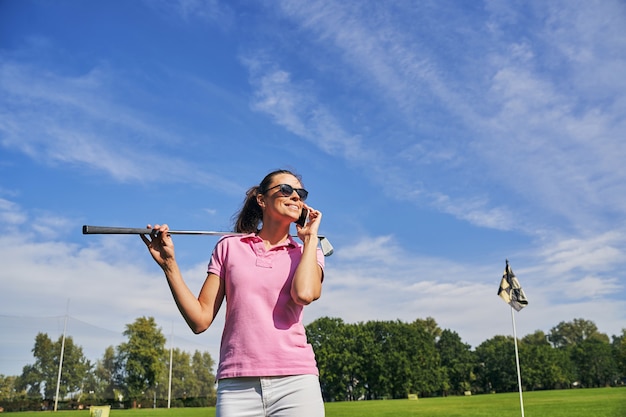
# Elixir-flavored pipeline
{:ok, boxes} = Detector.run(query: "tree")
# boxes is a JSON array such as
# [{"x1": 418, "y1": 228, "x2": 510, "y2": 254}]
[
  {"x1": 403, "y1": 319, "x2": 443, "y2": 398},
  {"x1": 548, "y1": 319, "x2": 617, "y2": 386},
  {"x1": 437, "y1": 329, "x2": 475, "y2": 395},
  {"x1": 16, "y1": 333, "x2": 52, "y2": 399},
  {"x1": 309, "y1": 318, "x2": 445, "y2": 400},
  {"x1": 355, "y1": 319, "x2": 442, "y2": 399},
  {"x1": 357, "y1": 320, "x2": 392, "y2": 399},
  {"x1": 168, "y1": 348, "x2": 193, "y2": 406},
  {"x1": 154, "y1": 348, "x2": 216, "y2": 407},
  {"x1": 16, "y1": 365, "x2": 44, "y2": 400},
  {"x1": 572, "y1": 338, "x2": 616, "y2": 387},
  {"x1": 93, "y1": 346, "x2": 122, "y2": 402},
  {"x1": 548, "y1": 318, "x2": 602, "y2": 348},
  {"x1": 413, "y1": 317, "x2": 442, "y2": 339},
  {"x1": 0, "y1": 374, "x2": 29, "y2": 412},
  {"x1": 15, "y1": 333, "x2": 91, "y2": 403},
  {"x1": 613, "y1": 329, "x2": 626, "y2": 383},
  {"x1": 0, "y1": 375, "x2": 18, "y2": 402},
  {"x1": 520, "y1": 331, "x2": 571, "y2": 390},
  {"x1": 381, "y1": 321, "x2": 414, "y2": 399},
  {"x1": 191, "y1": 350, "x2": 217, "y2": 406},
  {"x1": 474, "y1": 336, "x2": 518, "y2": 393},
  {"x1": 306, "y1": 317, "x2": 358, "y2": 401},
  {"x1": 116, "y1": 317, "x2": 166, "y2": 406},
  {"x1": 58, "y1": 337, "x2": 92, "y2": 402}
]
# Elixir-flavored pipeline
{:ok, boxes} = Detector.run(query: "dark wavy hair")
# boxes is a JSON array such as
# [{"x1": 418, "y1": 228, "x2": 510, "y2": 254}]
[{"x1": 232, "y1": 169, "x2": 303, "y2": 233}]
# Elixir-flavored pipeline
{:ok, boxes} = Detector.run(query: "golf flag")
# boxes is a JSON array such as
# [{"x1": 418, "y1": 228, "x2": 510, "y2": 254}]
[{"x1": 498, "y1": 260, "x2": 528, "y2": 311}]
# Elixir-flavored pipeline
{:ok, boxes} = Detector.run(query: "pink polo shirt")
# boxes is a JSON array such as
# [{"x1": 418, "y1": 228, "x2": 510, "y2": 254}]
[{"x1": 207, "y1": 233, "x2": 324, "y2": 380}]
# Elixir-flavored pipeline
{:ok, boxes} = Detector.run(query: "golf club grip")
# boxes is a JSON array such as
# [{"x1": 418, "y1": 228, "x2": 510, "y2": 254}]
[{"x1": 83, "y1": 225, "x2": 156, "y2": 235}]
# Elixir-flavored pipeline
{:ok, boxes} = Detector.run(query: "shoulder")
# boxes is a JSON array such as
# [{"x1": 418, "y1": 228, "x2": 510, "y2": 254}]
[
  {"x1": 213, "y1": 233, "x2": 257, "y2": 255},
  {"x1": 216, "y1": 233, "x2": 256, "y2": 246},
  {"x1": 209, "y1": 234, "x2": 256, "y2": 270}
]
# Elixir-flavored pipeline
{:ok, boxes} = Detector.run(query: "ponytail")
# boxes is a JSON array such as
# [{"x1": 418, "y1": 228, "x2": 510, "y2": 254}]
[{"x1": 233, "y1": 186, "x2": 263, "y2": 233}]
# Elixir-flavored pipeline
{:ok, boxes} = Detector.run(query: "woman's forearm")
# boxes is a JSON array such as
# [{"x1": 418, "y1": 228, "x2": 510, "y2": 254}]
[
  {"x1": 291, "y1": 235, "x2": 323, "y2": 305},
  {"x1": 162, "y1": 262, "x2": 218, "y2": 334}
]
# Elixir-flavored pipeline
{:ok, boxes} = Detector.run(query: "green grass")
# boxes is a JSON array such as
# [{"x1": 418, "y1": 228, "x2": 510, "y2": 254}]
[
  {"x1": 9, "y1": 388, "x2": 625, "y2": 417},
  {"x1": 325, "y1": 388, "x2": 626, "y2": 417}
]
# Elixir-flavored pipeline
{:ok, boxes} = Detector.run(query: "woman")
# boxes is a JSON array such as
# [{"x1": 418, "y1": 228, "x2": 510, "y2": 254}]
[{"x1": 142, "y1": 169, "x2": 325, "y2": 417}]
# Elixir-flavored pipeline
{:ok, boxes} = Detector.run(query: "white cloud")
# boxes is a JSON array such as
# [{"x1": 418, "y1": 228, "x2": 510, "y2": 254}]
[
  {"x1": 244, "y1": 57, "x2": 372, "y2": 162},
  {"x1": 0, "y1": 198, "x2": 27, "y2": 226},
  {"x1": 563, "y1": 276, "x2": 621, "y2": 300},
  {"x1": 0, "y1": 60, "x2": 243, "y2": 194},
  {"x1": 539, "y1": 231, "x2": 625, "y2": 275},
  {"x1": 145, "y1": 0, "x2": 234, "y2": 26}
]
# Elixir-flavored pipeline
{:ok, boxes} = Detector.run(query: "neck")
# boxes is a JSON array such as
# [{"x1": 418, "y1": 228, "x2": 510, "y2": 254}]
[{"x1": 257, "y1": 221, "x2": 291, "y2": 246}]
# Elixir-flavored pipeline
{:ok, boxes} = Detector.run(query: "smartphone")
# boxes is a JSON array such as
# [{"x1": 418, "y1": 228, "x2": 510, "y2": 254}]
[{"x1": 296, "y1": 208, "x2": 309, "y2": 227}]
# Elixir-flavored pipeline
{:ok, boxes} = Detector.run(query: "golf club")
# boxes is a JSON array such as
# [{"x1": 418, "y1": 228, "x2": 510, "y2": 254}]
[{"x1": 82, "y1": 225, "x2": 334, "y2": 257}]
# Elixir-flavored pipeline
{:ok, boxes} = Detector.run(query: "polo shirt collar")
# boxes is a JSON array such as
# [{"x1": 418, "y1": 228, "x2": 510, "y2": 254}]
[{"x1": 240, "y1": 233, "x2": 299, "y2": 250}]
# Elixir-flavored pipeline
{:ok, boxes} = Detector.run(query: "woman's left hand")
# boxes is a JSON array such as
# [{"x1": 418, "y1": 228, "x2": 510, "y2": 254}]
[{"x1": 296, "y1": 205, "x2": 322, "y2": 241}]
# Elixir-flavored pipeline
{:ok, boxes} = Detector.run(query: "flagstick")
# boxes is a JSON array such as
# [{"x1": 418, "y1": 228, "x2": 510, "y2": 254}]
[{"x1": 510, "y1": 305, "x2": 525, "y2": 417}]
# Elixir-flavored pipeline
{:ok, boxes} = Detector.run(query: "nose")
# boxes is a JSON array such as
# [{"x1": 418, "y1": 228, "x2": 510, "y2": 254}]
[{"x1": 289, "y1": 192, "x2": 301, "y2": 201}]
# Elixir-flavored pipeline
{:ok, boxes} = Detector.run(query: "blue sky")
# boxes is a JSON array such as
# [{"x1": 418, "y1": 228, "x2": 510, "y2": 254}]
[{"x1": 2, "y1": 0, "x2": 625, "y2": 377}]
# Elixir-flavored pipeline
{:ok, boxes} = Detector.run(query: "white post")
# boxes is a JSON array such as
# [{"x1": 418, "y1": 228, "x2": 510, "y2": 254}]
[
  {"x1": 54, "y1": 301, "x2": 69, "y2": 412},
  {"x1": 510, "y1": 306, "x2": 525, "y2": 417},
  {"x1": 167, "y1": 324, "x2": 173, "y2": 409}
]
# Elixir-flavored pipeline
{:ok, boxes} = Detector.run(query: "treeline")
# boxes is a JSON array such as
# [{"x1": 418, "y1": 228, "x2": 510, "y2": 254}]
[
  {"x1": 2, "y1": 316, "x2": 625, "y2": 411},
  {"x1": 0, "y1": 317, "x2": 216, "y2": 412},
  {"x1": 306, "y1": 317, "x2": 626, "y2": 401}
]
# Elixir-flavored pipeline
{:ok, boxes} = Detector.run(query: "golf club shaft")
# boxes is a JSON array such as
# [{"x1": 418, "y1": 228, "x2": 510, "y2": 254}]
[
  {"x1": 82, "y1": 225, "x2": 334, "y2": 256},
  {"x1": 83, "y1": 225, "x2": 239, "y2": 236}
]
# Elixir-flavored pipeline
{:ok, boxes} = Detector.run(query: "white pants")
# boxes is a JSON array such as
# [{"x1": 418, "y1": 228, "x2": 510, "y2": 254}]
[{"x1": 216, "y1": 375, "x2": 325, "y2": 417}]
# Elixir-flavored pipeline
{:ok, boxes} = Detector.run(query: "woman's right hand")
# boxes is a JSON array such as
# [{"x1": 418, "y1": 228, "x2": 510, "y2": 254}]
[{"x1": 141, "y1": 224, "x2": 176, "y2": 268}]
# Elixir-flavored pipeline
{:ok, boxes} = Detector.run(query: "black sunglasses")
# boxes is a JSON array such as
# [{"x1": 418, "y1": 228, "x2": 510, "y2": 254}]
[{"x1": 264, "y1": 184, "x2": 308, "y2": 201}]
